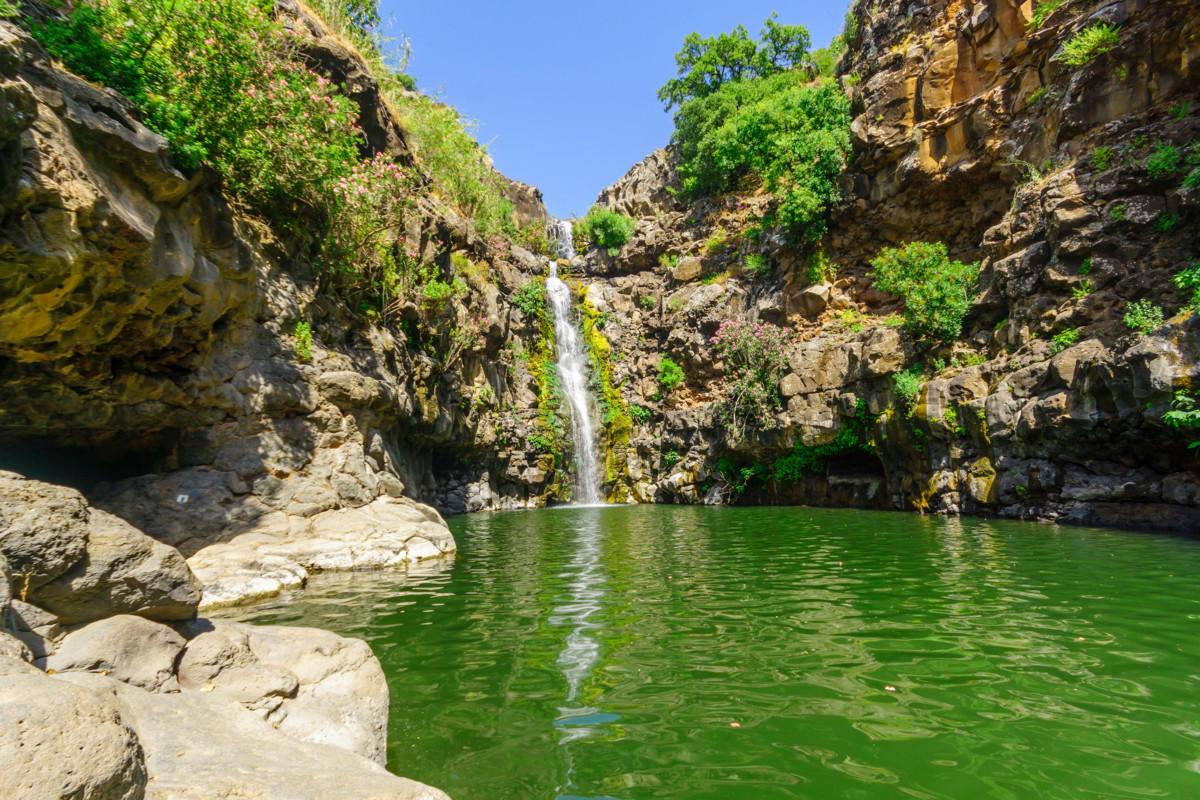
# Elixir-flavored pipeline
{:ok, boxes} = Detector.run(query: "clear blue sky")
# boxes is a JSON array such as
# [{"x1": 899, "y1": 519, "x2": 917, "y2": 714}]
[{"x1": 377, "y1": 1, "x2": 848, "y2": 219}]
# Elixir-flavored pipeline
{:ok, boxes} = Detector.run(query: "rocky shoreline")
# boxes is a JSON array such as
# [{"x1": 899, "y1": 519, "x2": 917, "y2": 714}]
[{"x1": 1, "y1": 470, "x2": 454, "y2": 798}]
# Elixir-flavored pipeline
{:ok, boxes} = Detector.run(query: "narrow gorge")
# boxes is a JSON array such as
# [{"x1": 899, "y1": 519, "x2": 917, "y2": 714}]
[{"x1": 1, "y1": 0, "x2": 1198, "y2": 798}]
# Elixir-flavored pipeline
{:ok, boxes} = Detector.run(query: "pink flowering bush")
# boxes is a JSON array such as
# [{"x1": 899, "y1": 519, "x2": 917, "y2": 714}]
[{"x1": 712, "y1": 319, "x2": 792, "y2": 432}]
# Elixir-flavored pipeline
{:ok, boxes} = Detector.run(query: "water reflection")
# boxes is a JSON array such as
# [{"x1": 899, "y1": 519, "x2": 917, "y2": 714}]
[{"x1": 226, "y1": 506, "x2": 1200, "y2": 800}]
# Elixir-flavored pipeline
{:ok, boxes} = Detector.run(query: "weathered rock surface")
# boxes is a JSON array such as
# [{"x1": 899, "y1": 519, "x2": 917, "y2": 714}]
[
  {"x1": 35, "y1": 509, "x2": 201, "y2": 625},
  {"x1": 0, "y1": 470, "x2": 89, "y2": 591},
  {"x1": 48, "y1": 615, "x2": 185, "y2": 692},
  {"x1": 59, "y1": 672, "x2": 450, "y2": 800},
  {"x1": 178, "y1": 619, "x2": 390, "y2": 764},
  {"x1": 0, "y1": 661, "x2": 148, "y2": 800},
  {"x1": 184, "y1": 496, "x2": 456, "y2": 609}
]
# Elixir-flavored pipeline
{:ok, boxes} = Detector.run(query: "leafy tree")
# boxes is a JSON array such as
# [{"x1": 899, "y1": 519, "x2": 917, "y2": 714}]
[
  {"x1": 870, "y1": 242, "x2": 980, "y2": 342},
  {"x1": 657, "y1": 14, "x2": 811, "y2": 111}
]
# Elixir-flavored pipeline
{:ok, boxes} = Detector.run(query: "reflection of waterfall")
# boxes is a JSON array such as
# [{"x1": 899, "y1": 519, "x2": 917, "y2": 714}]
[
  {"x1": 545, "y1": 220, "x2": 602, "y2": 505},
  {"x1": 550, "y1": 512, "x2": 614, "y2": 752}
]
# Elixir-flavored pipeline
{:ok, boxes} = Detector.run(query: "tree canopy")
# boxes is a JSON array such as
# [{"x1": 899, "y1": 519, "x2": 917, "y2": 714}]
[{"x1": 657, "y1": 14, "x2": 812, "y2": 111}]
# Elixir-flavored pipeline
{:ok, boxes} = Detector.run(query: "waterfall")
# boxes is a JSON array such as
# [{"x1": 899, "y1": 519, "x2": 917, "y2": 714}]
[{"x1": 545, "y1": 220, "x2": 603, "y2": 505}]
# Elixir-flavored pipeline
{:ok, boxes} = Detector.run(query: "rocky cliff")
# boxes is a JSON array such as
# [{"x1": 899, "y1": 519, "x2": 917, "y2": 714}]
[{"x1": 575, "y1": 0, "x2": 1200, "y2": 533}]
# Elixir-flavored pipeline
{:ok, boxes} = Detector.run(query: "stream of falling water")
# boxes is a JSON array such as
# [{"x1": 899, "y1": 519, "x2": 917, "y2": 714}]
[{"x1": 545, "y1": 220, "x2": 602, "y2": 505}]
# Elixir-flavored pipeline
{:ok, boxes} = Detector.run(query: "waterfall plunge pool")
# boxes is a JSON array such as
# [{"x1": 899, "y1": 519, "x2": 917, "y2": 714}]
[{"x1": 226, "y1": 505, "x2": 1200, "y2": 799}]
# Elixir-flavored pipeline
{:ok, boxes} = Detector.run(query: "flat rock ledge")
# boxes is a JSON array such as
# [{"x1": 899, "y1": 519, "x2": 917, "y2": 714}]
[{"x1": 187, "y1": 496, "x2": 457, "y2": 610}]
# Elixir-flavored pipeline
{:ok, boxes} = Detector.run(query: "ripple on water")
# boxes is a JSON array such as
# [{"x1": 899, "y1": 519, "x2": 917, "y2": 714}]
[{"x1": 226, "y1": 506, "x2": 1200, "y2": 800}]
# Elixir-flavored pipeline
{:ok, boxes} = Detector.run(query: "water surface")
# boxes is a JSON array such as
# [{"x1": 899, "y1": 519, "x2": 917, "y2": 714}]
[{"x1": 229, "y1": 506, "x2": 1200, "y2": 799}]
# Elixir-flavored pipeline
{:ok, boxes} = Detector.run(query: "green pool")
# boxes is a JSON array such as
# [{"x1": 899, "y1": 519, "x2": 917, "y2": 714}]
[{"x1": 230, "y1": 506, "x2": 1200, "y2": 799}]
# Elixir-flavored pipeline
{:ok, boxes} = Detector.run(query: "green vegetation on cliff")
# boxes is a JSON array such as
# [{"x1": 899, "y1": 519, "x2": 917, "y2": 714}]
[
  {"x1": 712, "y1": 319, "x2": 790, "y2": 433},
  {"x1": 29, "y1": 0, "x2": 524, "y2": 312},
  {"x1": 870, "y1": 242, "x2": 981, "y2": 342},
  {"x1": 574, "y1": 207, "x2": 636, "y2": 255},
  {"x1": 579, "y1": 294, "x2": 632, "y2": 499},
  {"x1": 659, "y1": 16, "x2": 852, "y2": 243}
]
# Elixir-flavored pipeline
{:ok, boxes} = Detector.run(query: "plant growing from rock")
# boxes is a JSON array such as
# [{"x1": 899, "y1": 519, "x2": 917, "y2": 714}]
[
  {"x1": 712, "y1": 320, "x2": 790, "y2": 432},
  {"x1": 1027, "y1": 1, "x2": 1064, "y2": 30},
  {"x1": 293, "y1": 321, "x2": 314, "y2": 363},
  {"x1": 1169, "y1": 101, "x2": 1192, "y2": 121},
  {"x1": 870, "y1": 242, "x2": 980, "y2": 342},
  {"x1": 575, "y1": 207, "x2": 636, "y2": 255},
  {"x1": 744, "y1": 253, "x2": 770, "y2": 277},
  {"x1": 1090, "y1": 147, "x2": 1115, "y2": 172},
  {"x1": 1124, "y1": 300, "x2": 1164, "y2": 335},
  {"x1": 630, "y1": 405, "x2": 652, "y2": 424},
  {"x1": 1054, "y1": 23, "x2": 1120, "y2": 68},
  {"x1": 1051, "y1": 327, "x2": 1080, "y2": 354},
  {"x1": 1072, "y1": 279, "x2": 1095, "y2": 300},
  {"x1": 773, "y1": 398, "x2": 876, "y2": 482},
  {"x1": 1157, "y1": 213, "x2": 1181, "y2": 232},
  {"x1": 1110, "y1": 203, "x2": 1127, "y2": 221},
  {"x1": 1175, "y1": 263, "x2": 1200, "y2": 312},
  {"x1": 892, "y1": 365, "x2": 924, "y2": 413},
  {"x1": 1163, "y1": 392, "x2": 1200, "y2": 449},
  {"x1": 657, "y1": 357, "x2": 686, "y2": 393},
  {"x1": 1146, "y1": 144, "x2": 1182, "y2": 180},
  {"x1": 513, "y1": 280, "x2": 548, "y2": 321}
]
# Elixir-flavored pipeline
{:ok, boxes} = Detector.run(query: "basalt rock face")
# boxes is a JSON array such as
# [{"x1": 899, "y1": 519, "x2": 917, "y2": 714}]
[
  {"x1": 580, "y1": 0, "x2": 1200, "y2": 532},
  {"x1": 0, "y1": 8, "x2": 567, "y2": 553}
]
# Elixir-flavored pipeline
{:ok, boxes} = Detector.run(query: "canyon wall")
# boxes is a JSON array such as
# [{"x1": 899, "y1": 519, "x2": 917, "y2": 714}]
[{"x1": 579, "y1": 0, "x2": 1200, "y2": 533}]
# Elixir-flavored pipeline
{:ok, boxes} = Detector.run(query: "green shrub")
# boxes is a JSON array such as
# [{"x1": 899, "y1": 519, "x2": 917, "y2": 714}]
[
  {"x1": 669, "y1": 73, "x2": 852, "y2": 243},
  {"x1": 32, "y1": 0, "x2": 362, "y2": 226},
  {"x1": 421, "y1": 277, "x2": 466, "y2": 306},
  {"x1": 1071, "y1": 279, "x2": 1095, "y2": 300},
  {"x1": 1051, "y1": 327, "x2": 1080, "y2": 354},
  {"x1": 1169, "y1": 101, "x2": 1192, "y2": 121},
  {"x1": 806, "y1": 251, "x2": 838, "y2": 284},
  {"x1": 1028, "y1": 86, "x2": 1048, "y2": 105},
  {"x1": 630, "y1": 405, "x2": 653, "y2": 424},
  {"x1": 744, "y1": 253, "x2": 771, "y2": 277},
  {"x1": 712, "y1": 319, "x2": 790, "y2": 432},
  {"x1": 1184, "y1": 147, "x2": 1200, "y2": 189},
  {"x1": 663, "y1": 450, "x2": 681, "y2": 467},
  {"x1": 1091, "y1": 146, "x2": 1115, "y2": 172},
  {"x1": 658, "y1": 356, "x2": 685, "y2": 392},
  {"x1": 575, "y1": 206, "x2": 636, "y2": 255},
  {"x1": 512, "y1": 280, "x2": 547, "y2": 320},
  {"x1": 1054, "y1": 23, "x2": 1120, "y2": 68},
  {"x1": 1174, "y1": 263, "x2": 1200, "y2": 312},
  {"x1": 639, "y1": 294, "x2": 657, "y2": 310},
  {"x1": 1110, "y1": 203, "x2": 1127, "y2": 221},
  {"x1": 1124, "y1": 300, "x2": 1164, "y2": 334},
  {"x1": 1028, "y1": 0, "x2": 1064, "y2": 30},
  {"x1": 293, "y1": 321, "x2": 313, "y2": 363},
  {"x1": 869, "y1": 242, "x2": 980, "y2": 342},
  {"x1": 773, "y1": 399, "x2": 875, "y2": 482},
  {"x1": 1163, "y1": 392, "x2": 1200, "y2": 449},
  {"x1": 1158, "y1": 213, "x2": 1181, "y2": 232},
  {"x1": 1146, "y1": 144, "x2": 1181, "y2": 179},
  {"x1": 1079, "y1": 257, "x2": 1094, "y2": 276},
  {"x1": 0, "y1": 0, "x2": 17, "y2": 18},
  {"x1": 892, "y1": 365, "x2": 924, "y2": 411}
]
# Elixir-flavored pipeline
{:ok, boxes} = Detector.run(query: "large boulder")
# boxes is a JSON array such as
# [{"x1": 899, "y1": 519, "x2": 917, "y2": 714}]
[
  {"x1": 0, "y1": 661, "x2": 147, "y2": 800},
  {"x1": 0, "y1": 471, "x2": 89, "y2": 590},
  {"x1": 187, "y1": 496, "x2": 456, "y2": 609},
  {"x1": 47, "y1": 615, "x2": 185, "y2": 692},
  {"x1": 178, "y1": 619, "x2": 390, "y2": 764},
  {"x1": 59, "y1": 672, "x2": 449, "y2": 800},
  {"x1": 34, "y1": 509, "x2": 201, "y2": 625}
]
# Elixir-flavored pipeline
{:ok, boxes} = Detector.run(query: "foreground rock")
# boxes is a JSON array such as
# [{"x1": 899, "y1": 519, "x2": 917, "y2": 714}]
[
  {"x1": 48, "y1": 615, "x2": 186, "y2": 692},
  {"x1": 185, "y1": 496, "x2": 456, "y2": 609},
  {"x1": 0, "y1": 660, "x2": 148, "y2": 800},
  {"x1": 178, "y1": 619, "x2": 390, "y2": 763},
  {"x1": 62, "y1": 671, "x2": 449, "y2": 800},
  {"x1": 0, "y1": 472, "x2": 201, "y2": 624}
]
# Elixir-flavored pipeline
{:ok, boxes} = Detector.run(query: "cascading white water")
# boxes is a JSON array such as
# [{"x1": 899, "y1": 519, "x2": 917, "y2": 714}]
[{"x1": 545, "y1": 220, "x2": 602, "y2": 505}]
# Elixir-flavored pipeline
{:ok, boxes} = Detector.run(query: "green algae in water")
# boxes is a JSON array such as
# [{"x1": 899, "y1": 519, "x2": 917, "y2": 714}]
[{"x1": 228, "y1": 506, "x2": 1200, "y2": 799}]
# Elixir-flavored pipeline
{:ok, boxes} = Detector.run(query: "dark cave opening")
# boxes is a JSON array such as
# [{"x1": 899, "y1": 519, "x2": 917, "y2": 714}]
[{"x1": 0, "y1": 429, "x2": 181, "y2": 493}]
